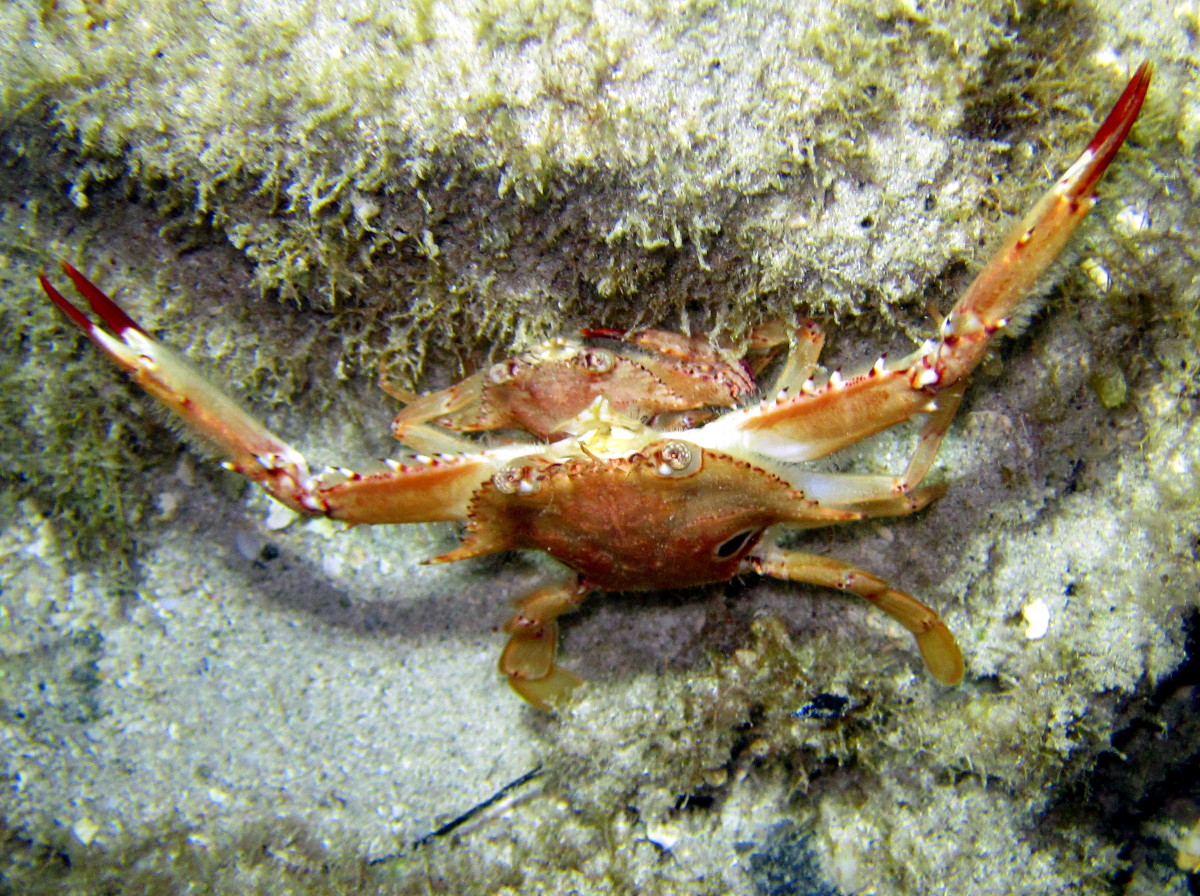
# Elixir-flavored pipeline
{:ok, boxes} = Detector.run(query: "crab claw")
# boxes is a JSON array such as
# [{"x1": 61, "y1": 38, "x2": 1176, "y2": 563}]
[
  {"x1": 40, "y1": 264, "x2": 498, "y2": 525},
  {"x1": 946, "y1": 60, "x2": 1152, "y2": 347},
  {"x1": 39, "y1": 263, "x2": 323, "y2": 513},
  {"x1": 704, "y1": 62, "x2": 1152, "y2": 486}
]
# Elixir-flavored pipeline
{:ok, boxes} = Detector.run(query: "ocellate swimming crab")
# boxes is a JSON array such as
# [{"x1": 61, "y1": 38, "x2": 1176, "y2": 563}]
[{"x1": 39, "y1": 65, "x2": 1150, "y2": 708}]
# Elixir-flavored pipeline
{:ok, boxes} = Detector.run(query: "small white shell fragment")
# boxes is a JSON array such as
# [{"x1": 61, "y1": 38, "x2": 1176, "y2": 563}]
[
  {"x1": 351, "y1": 192, "x2": 380, "y2": 224},
  {"x1": 73, "y1": 817, "x2": 100, "y2": 845},
  {"x1": 1114, "y1": 205, "x2": 1150, "y2": 236},
  {"x1": 174, "y1": 454, "x2": 197, "y2": 486},
  {"x1": 1021, "y1": 599, "x2": 1051, "y2": 640},
  {"x1": 1175, "y1": 817, "x2": 1200, "y2": 872},
  {"x1": 734, "y1": 648, "x2": 758, "y2": 669},
  {"x1": 645, "y1": 821, "x2": 682, "y2": 851},
  {"x1": 1080, "y1": 257, "x2": 1110, "y2": 293},
  {"x1": 207, "y1": 787, "x2": 230, "y2": 805},
  {"x1": 156, "y1": 490, "x2": 181, "y2": 521},
  {"x1": 233, "y1": 529, "x2": 261, "y2": 561},
  {"x1": 265, "y1": 501, "x2": 299, "y2": 531}
]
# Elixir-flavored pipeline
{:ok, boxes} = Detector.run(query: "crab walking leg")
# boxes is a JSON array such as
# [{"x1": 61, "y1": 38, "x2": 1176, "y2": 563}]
[
  {"x1": 754, "y1": 546, "x2": 964, "y2": 685},
  {"x1": 499, "y1": 580, "x2": 589, "y2": 709},
  {"x1": 724, "y1": 63, "x2": 1151, "y2": 464},
  {"x1": 838, "y1": 485, "x2": 947, "y2": 519},
  {"x1": 778, "y1": 382, "x2": 962, "y2": 503},
  {"x1": 897, "y1": 380, "x2": 967, "y2": 492},
  {"x1": 39, "y1": 264, "x2": 490, "y2": 524},
  {"x1": 388, "y1": 372, "x2": 486, "y2": 446},
  {"x1": 768, "y1": 319, "x2": 825, "y2": 397},
  {"x1": 769, "y1": 460, "x2": 946, "y2": 519}
]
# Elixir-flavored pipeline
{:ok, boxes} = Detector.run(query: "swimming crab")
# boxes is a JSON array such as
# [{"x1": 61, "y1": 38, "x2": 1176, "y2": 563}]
[{"x1": 39, "y1": 64, "x2": 1150, "y2": 708}]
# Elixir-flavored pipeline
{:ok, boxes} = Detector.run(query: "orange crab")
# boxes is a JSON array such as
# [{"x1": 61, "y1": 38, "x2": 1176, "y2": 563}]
[{"x1": 39, "y1": 64, "x2": 1150, "y2": 708}]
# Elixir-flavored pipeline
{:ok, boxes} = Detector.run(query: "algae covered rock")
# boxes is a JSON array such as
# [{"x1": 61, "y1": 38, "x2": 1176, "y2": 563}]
[{"x1": 1, "y1": 0, "x2": 1197, "y2": 893}]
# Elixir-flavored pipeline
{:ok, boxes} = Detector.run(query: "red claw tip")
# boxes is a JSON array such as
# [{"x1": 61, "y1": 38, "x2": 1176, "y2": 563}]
[
  {"x1": 59, "y1": 262, "x2": 145, "y2": 336},
  {"x1": 1075, "y1": 61, "x2": 1152, "y2": 198},
  {"x1": 38, "y1": 270, "x2": 95, "y2": 332}
]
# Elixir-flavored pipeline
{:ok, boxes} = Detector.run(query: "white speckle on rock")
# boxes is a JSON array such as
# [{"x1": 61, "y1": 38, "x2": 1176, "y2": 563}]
[
  {"x1": 233, "y1": 529, "x2": 261, "y2": 560},
  {"x1": 73, "y1": 817, "x2": 100, "y2": 846},
  {"x1": 1022, "y1": 599, "x2": 1050, "y2": 640},
  {"x1": 264, "y1": 501, "x2": 298, "y2": 531}
]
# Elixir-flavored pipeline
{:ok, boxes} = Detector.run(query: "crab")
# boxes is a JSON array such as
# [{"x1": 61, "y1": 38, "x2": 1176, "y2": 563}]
[{"x1": 39, "y1": 64, "x2": 1149, "y2": 708}]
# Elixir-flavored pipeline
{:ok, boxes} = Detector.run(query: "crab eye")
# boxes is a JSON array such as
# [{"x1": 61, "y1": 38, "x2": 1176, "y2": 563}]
[
  {"x1": 653, "y1": 440, "x2": 701, "y2": 478},
  {"x1": 488, "y1": 359, "x2": 522, "y2": 385},
  {"x1": 492, "y1": 463, "x2": 541, "y2": 495},
  {"x1": 581, "y1": 348, "x2": 616, "y2": 375},
  {"x1": 714, "y1": 528, "x2": 761, "y2": 560}
]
